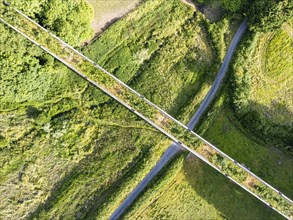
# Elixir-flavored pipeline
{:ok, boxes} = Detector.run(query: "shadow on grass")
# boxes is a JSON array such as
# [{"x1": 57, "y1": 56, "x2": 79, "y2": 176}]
[
  {"x1": 168, "y1": 76, "x2": 209, "y2": 119},
  {"x1": 27, "y1": 144, "x2": 150, "y2": 220},
  {"x1": 235, "y1": 100, "x2": 293, "y2": 155},
  {"x1": 183, "y1": 154, "x2": 284, "y2": 220}
]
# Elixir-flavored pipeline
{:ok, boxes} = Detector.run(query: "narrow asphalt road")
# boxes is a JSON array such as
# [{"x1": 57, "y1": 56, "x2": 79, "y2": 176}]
[
  {"x1": 187, "y1": 19, "x2": 248, "y2": 128},
  {"x1": 110, "y1": 19, "x2": 248, "y2": 220}
]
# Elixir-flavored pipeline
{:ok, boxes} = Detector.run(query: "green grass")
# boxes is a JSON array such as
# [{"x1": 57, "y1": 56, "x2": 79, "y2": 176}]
[
  {"x1": 82, "y1": 0, "x2": 240, "y2": 123},
  {"x1": 2, "y1": 0, "x2": 291, "y2": 219},
  {"x1": 124, "y1": 100, "x2": 292, "y2": 219},
  {"x1": 0, "y1": 11, "x2": 169, "y2": 218},
  {"x1": 231, "y1": 22, "x2": 293, "y2": 148},
  {"x1": 1, "y1": 1, "x2": 215, "y2": 147},
  {"x1": 124, "y1": 154, "x2": 283, "y2": 220},
  {"x1": 0, "y1": 0, "x2": 220, "y2": 218},
  {"x1": 0, "y1": 94, "x2": 165, "y2": 219},
  {"x1": 249, "y1": 27, "x2": 293, "y2": 127},
  {"x1": 203, "y1": 107, "x2": 293, "y2": 197}
]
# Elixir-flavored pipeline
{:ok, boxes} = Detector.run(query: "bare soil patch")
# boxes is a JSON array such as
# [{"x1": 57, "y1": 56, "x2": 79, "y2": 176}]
[{"x1": 86, "y1": 0, "x2": 142, "y2": 40}]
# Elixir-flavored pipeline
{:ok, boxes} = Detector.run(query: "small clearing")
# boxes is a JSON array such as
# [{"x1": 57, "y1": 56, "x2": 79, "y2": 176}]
[{"x1": 86, "y1": 0, "x2": 141, "y2": 37}]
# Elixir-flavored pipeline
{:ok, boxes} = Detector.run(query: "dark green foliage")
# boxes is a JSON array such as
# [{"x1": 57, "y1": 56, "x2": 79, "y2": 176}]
[
  {"x1": 231, "y1": 28, "x2": 293, "y2": 154},
  {"x1": 222, "y1": 0, "x2": 245, "y2": 12},
  {"x1": 197, "y1": 0, "x2": 292, "y2": 33},
  {"x1": 26, "y1": 106, "x2": 42, "y2": 119},
  {"x1": 207, "y1": 18, "x2": 229, "y2": 60},
  {"x1": 40, "y1": 0, "x2": 94, "y2": 47},
  {"x1": 8, "y1": 0, "x2": 94, "y2": 46},
  {"x1": 248, "y1": 0, "x2": 293, "y2": 32},
  {"x1": 239, "y1": 107, "x2": 293, "y2": 154},
  {"x1": 195, "y1": 0, "x2": 248, "y2": 12},
  {"x1": 0, "y1": 0, "x2": 94, "y2": 110}
]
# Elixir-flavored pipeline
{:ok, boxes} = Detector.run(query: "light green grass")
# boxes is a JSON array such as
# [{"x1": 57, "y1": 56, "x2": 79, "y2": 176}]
[
  {"x1": 79, "y1": 0, "x2": 226, "y2": 218},
  {"x1": 203, "y1": 107, "x2": 293, "y2": 197},
  {"x1": 249, "y1": 27, "x2": 293, "y2": 127},
  {"x1": 124, "y1": 154, "x2": 283, "y2": 220},
  {"x1": 231, "y1": 22, "x2": 293, "y2": 150},
  {"x1": 0, "y1": 0, "x2": 219, "y2": 218},
  {"x1": 83, "y1": 0, "x2": 217, "y2": 122},
  {"x1": 3, "y1": 0, "x2": 285, "y2": 219},
  {"x1": 124, "y1": 102, "x2": 292, "y2": 219}
]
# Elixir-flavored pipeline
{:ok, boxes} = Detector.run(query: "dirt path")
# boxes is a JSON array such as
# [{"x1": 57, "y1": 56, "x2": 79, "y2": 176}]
[
  {"x1": 181, "y1": 0, "x2": 196, "y2": 9},
  {"x1": 86, "y1": 0, "x2": 142, "y2": 41}
]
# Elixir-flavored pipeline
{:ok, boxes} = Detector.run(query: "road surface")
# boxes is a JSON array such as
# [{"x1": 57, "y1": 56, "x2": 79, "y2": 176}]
[
  {"x1": 109, "y1": 143, "x2": 182, "y2": 220},
  {"x1": 187, "y1": 19, "x2": 248, "y2": 128},
  {"x1": 110, "y1": 19, "x2": 248, "y2": 220}
]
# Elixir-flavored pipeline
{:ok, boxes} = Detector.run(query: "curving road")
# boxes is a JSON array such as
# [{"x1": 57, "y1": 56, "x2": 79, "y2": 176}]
[
  {"x1": 187, "y1": 19, "x2": 248, "y2": 128},
  {"x1": 110, "y1": 19, "x2": 248, "y2": 220}
]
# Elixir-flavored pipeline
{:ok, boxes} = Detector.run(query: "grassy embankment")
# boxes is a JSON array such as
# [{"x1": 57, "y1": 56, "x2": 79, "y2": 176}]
[
  {"x1": 0, "y1": 0, "x2": 219, "y2": 219},
  {"x1": 231, "y1": 21, "x2": 293, "y2": 152}
]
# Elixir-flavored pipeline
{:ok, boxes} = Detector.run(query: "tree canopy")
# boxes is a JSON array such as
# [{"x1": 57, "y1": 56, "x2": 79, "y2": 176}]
[
  {"x1": 0, "y1": 0, "x2": 94, "y2": 108},
  {"x1": 8, "y1": 0, "x2": 94, "y2": 46},
  {"x1": 248, "y1": 0, "x2": 293, "y2": 32},
  {"x1": 197, "y1": 0, "x2": 292, "y2": 32}
]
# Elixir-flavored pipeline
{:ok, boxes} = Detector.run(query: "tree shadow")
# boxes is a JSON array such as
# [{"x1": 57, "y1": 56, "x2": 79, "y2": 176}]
[
  {"x1": 235, "y1": 100, "x2": 293, "y2": 154},
  {"x1": 167, "y1": 75, "x2": 209, "y2": 120},
  {"x1": 183, "y1": 154, "x2": 284, "y2": 220}
]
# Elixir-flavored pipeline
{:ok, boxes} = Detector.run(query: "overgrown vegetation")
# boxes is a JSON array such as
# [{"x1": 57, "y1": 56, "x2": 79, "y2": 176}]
[
  {"x1": 0, "y1": 0, "x2": 218, "y2": 218},
  {"x1": 196, "y1": 0, "x2": 292, "y2": 32},
  {"x1": 4, "y1": 2, "x2": 290, "y2": 216},
  {"x1": 1, "y1": 0, "x2": 292, "y2": 219}
]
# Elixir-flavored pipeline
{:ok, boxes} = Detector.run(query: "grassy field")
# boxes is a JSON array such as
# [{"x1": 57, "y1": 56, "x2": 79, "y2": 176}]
[
  {"x1": 125, "y1": 155, "x2": 282, "y2": 220},
  {"x1": 81, "y1": 1, "x2": 293, "y2": 218},
  {"x1": 203, "y1": 107, "x2": 293, "y2": 197},
  {"x1": 123, "y1": 99, "x2": 292, "y2": 219},
  {"x1": 83, "y1": 0, "x2": 234, "y2": 122},
  {"x1": 0, "y1": 0, "x2": 227, "y2": 218},
  {"x1": 122, "y1": 20, "x2": 293, "y2": 219},
  {"x1": 0, "y1": 74, "x2": 168, "y2": 219},
  {"x1": 80, "y1": 0, "x2": 226, "y2": 218},
  {"x1": 2, "y1": 0, "x2": 291, "y2": 219},
  {"x1": 231, "y1": 21, "x2": 293, "y2": 149},
  {"x1": 248, "y1": 26, "x2": 293, "y2": 127}
]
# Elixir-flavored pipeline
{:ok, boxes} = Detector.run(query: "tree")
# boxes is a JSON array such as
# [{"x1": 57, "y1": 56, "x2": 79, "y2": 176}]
[
  {"x1": 221, "y1": 0, "x2": 245, "y2": 12},
  {"x1": 248, "y1": 0, "x2": 293, "y2": 32},
  {"x1": 41, "y1": 0, "x2": 94, "y2": 46},
  {"x1": 0, "y1": 0, "x2": 94, "y2": 108}
]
